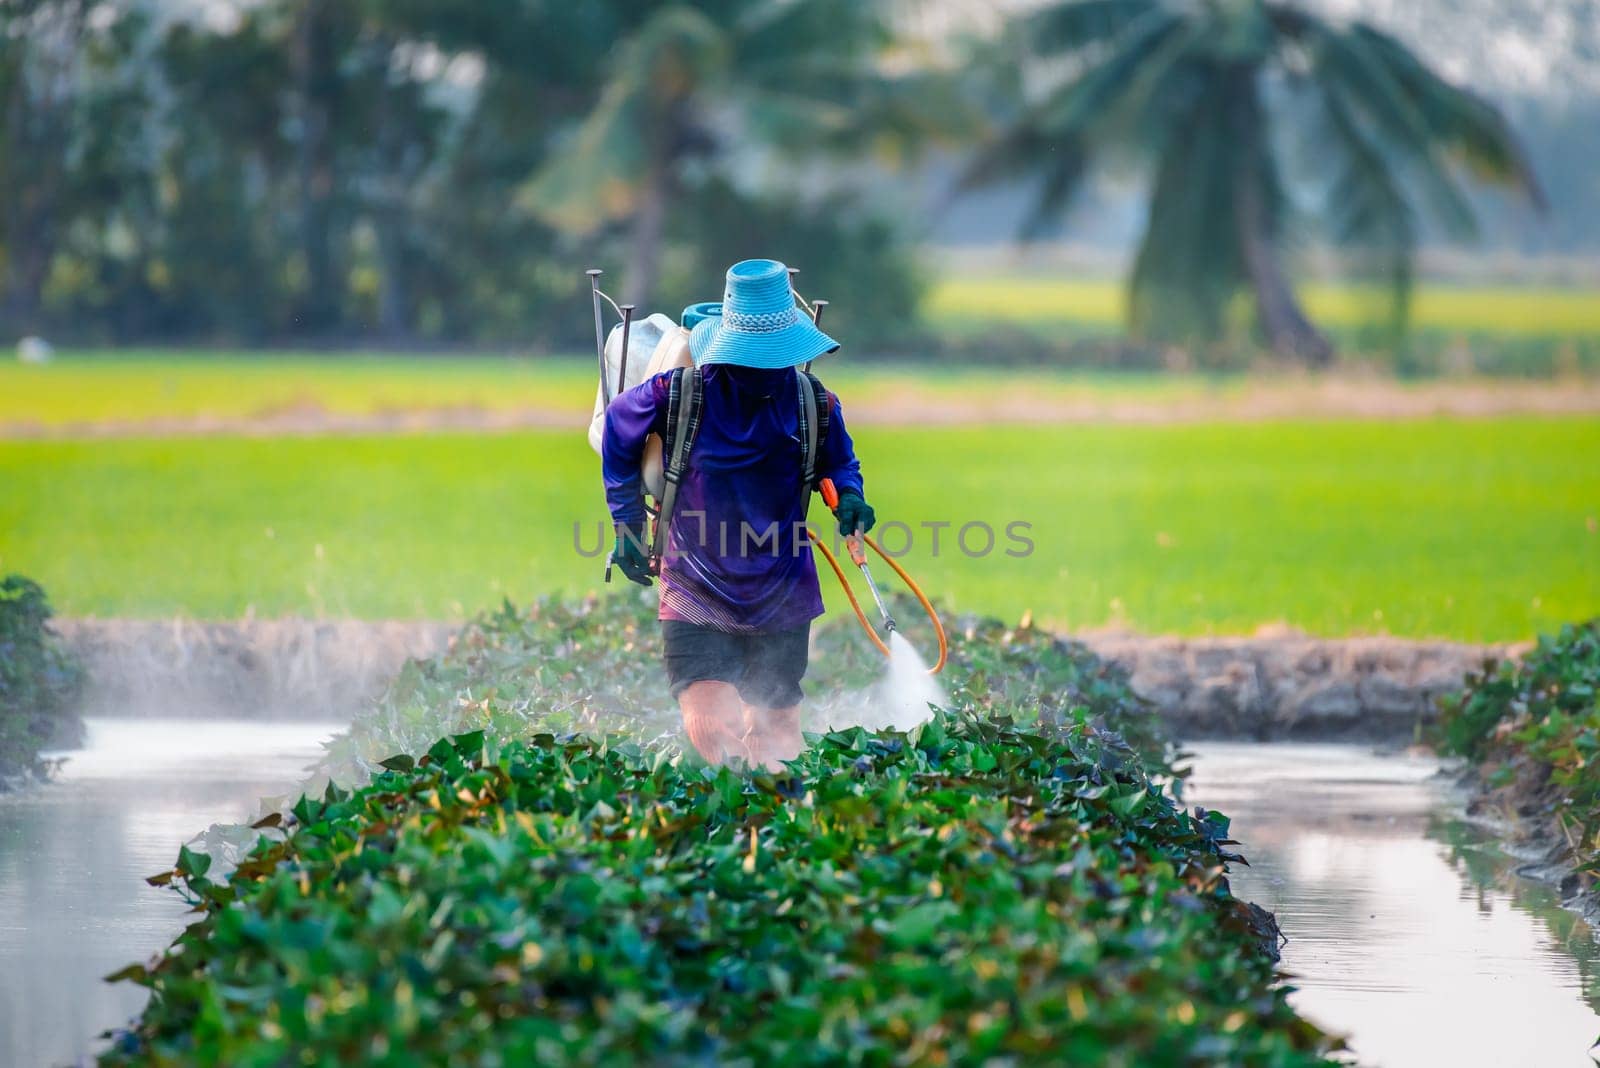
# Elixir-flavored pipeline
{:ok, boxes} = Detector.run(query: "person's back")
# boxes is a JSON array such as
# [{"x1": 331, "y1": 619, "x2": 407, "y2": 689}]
[
  {"x1": 608, "y1": 364, "x2": 859, "y2": 630},
  {"x1": 601, "y1": 259, "x2": 876, "y2": 769}
]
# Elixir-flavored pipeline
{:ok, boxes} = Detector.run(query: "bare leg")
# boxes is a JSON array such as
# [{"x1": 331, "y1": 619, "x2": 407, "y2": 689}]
[
  {"x1": 744, "y1": 703, "x2": 804, "y2": 773},
  {"x1": 679, "y1": 681, "x2": 751, "y2": 767}
]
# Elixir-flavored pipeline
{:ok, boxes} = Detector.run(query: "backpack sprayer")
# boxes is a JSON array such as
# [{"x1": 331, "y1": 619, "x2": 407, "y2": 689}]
[{"x1": 587, "y1": 266, "x2": 947, "y2": 676}]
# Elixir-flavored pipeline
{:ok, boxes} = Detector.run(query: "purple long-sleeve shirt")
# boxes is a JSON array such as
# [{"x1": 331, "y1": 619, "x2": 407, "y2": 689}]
[{"x1": 602, "y1": 366, "x2": 864, "y2": 633}]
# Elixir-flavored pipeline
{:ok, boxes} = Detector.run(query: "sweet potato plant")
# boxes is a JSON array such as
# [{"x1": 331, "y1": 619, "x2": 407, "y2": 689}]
[
  {"x1": 106, "y1": 713, "x2": 1332, "y2": 1065},
  {"x1": 102, "y1": 597, "x2": 1333, "y2": 1065},
  {"x1": 1438, "y1": 619, "x2": 1600, "y2": 900},
  {"x1": 0, "y1": 574, "x2": 84, "y2": 786},
  {"x1": 318, "y1": 593, "x2": 1174, "y2": 786}
]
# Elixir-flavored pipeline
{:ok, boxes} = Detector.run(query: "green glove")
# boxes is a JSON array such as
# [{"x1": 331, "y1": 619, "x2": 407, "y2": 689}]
[
  {"x1": 833, "y1": 492, "x2": 876, "y2": 537},
  {"x1": 611, "y1": 525, "x2": 654, "y2": 586}
]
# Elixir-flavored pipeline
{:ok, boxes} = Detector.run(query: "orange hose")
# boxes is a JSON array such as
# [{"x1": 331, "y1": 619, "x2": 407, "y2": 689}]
[
  {"x1": 807, "y1": 530, "x2": 889, "y2": 659},
  {"x1": 807, "y1": 528, "x2": 948, "y2": 675}
]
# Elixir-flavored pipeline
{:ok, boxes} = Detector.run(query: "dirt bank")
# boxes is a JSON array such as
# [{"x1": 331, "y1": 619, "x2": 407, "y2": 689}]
[
  {"x1": 1453, "y1": 766, "x2": 1600, "y2": 933},
  {"x1": 1080, "y1": 630, "x2": 1519, "y2": 741},
  {"x1": 9, "y1": 378, "x2": 1600, "y2": 438},
  {"x1": 56, "y1": 618, "x2": 1507, "y2": 740}
]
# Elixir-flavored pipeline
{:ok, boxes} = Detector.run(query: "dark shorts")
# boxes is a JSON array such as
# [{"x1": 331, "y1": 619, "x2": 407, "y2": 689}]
[{"x1": 662, "y1": 620, "x2": 811, "y2": 708}]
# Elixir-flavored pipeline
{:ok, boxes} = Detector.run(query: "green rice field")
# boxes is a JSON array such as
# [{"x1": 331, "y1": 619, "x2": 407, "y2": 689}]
[
  {"x1": 0, "y1": 351, "x2": 1211, "y2": 430},
  {"x1": 0, "y1": 352, "x2": 596, "y2": 428},
  {"x1": 926, "y1": 276, "x2": 1600, "y2": 336},
  {"x1": 3, "y1": 419, "x2": 1595, "y2": 641},
  {"x1": 6, "y1": 349, "x2": 1596, "y2": 436}
]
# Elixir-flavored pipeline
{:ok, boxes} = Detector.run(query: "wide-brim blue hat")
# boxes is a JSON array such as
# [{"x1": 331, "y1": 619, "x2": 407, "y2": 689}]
[{"x1": 689, "y1": 259, "x2": 838, "y2": 369}]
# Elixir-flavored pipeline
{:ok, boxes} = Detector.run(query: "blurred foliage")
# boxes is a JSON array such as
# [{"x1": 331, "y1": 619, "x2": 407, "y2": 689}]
[
  {"x1": 963, "y1": 0, "x2": 1542, "y2": 364},
  {"x1": 523, "y1": 0, "x2": 965, "y2": 309},
  {"x1": 103, "y1": 597, "x2": 1333, "y2": 1065},
  {"x1": 918, "y1": 324, "x2": 1600, "y2": 376},
  {"x1": 0, "y1": 574, "x2": 84, "y2": 785},
  {"x1": 1436, "y1": 620, "x2": 1600, "y2": 901},
  {"x1": 0, "y1": 1, "x2": 1572, "y2": 363},
  {"x1": 1378, "y1": 332, "x2": 1600, "y2": 379},
  {"x1": 1, "y1": 1, "x2": 934, "y2": 347}
]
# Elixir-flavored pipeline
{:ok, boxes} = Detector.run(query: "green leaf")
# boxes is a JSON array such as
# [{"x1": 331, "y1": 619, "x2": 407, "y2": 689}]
[
  {"x1": 451, "y1": 730, "x2": 487, "y2": 760},
  {"x1": 885, "y1": 900, "x2": 958, "y2": 948},
  {"x1": 176, "y1": 844, "x2": 211, "y2": 879},
  {"x1": 103, "y1": 963, "x2": 150, "y2": 984}
]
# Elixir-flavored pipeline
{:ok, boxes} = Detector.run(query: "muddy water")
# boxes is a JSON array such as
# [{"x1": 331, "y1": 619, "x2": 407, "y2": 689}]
[
  {"x1": 0, "y1": 717, "x2": 342, "y2": 1068},
  {"x1": 1187, "y1": 743, "x2": 1600, "y2": 1067}
]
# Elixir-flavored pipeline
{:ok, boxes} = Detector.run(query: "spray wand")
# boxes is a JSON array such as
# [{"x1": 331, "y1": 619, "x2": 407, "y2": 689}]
[
  {"x1": 812, "y1": 479, "x2": 947, "y2": 674},
  {"x1": 819, "y1": 478, "x2": 896, "y2": 635}
]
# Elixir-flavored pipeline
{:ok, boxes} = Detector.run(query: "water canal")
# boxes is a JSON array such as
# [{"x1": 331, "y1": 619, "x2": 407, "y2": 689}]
[{"x1": 4, "y1": 725, "x2": 1597, "y2": 1066}]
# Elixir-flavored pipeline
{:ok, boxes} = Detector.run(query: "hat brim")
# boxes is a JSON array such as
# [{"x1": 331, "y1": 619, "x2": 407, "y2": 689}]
[{"x1": 689, "y1": 314, "x2": 838, "y2": 369}]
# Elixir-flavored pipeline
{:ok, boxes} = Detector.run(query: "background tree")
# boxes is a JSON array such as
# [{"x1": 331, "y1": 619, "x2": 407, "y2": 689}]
[
  {"x1": 526, "y1": 0, "x2": 959, "y2": 307},
  {"x1": 0, "y1": 0, "x2": 107, "y2": 333},
  {"x1": 157, "y1": 8, "x2": 296, "y2": 340},
  {"x1": 360, "y1": 1, "x2": 617, "y2": 344},
  {"x1": 150, "y1": 0, "x2": 598, "y2": 343},
  {"x1": 963, "y1": 0, "x2": 1543, "y2": 363}
]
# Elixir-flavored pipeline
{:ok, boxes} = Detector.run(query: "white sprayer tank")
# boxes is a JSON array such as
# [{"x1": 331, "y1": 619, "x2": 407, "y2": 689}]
[{"x1": 588, "y1": 313, "x2": 692, "y2": 500}]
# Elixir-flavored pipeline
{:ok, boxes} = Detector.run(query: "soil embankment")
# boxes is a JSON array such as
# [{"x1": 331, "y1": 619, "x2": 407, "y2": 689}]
[
  {"x1": 56, "y1": 619, "x2": 1507, "y2": 740},
  {"x1": 1081, "y1": 632, "x2": 1516, "y2": 741},
  {"x1": 8, "y1": 378, "x2": 1600, "y2": 438},
  {"x1": 1456, "y1": 767, "x2": 1600, "y2": 931}
]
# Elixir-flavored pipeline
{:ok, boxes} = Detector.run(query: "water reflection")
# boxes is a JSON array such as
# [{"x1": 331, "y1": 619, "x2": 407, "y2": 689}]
[
  {"x1": 1188, "y1": 743, "x2": 1600, "y2": 1068},
  {"x1": 1431, "y1": 815, "x2": 1600, "y2": 1015},
  {"x1": 0, "y1": 717, "x2": 342, "y2": 1068}
]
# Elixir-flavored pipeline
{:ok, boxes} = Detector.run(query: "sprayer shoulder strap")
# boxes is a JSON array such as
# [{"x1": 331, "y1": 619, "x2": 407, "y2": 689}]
[
  {"x1": 798, "y1": 371, "x2": 830, "y2": 489},
  {"x1": 653, "y1": 366, "x2": 703, "y2": 561},
  {"x1": 653, "y1": 368, "x2": 824, "y2": 560}
]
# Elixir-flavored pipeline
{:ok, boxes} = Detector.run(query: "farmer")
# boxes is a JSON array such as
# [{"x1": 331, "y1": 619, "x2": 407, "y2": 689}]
[{"x1": 601, "y1": 258, "x2": 875, "y2": 771}]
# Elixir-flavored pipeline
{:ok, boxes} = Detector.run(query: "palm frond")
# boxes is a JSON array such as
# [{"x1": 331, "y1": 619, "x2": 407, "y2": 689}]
[
  {"x1": 735, "y1": 84, "x2": 867, "y2": 149},
  {"x1": 736, "y1": 0, "x2": 890, "y2": 57},
  {"x1": 1036, "y1": 9, "x2": 1192, "y2": 135},
  {"x1": 1070, "y1": 16, "x2": 1211, "y2": 155},
  {"x1": 1315, "y1": 85, "x2": 1416, "y2": 333},
  {"x1": 1347, "y1": 23, "x2": 1544, "y2": 208},
  {"x1": 955, "y1": 123, "x2": 1061, "y2": 190},
  {"x1": 845, "y1": 69, "x2": 984, "y2": 154},
  {"x1": 959, "y1": 7, "x2": 1190, "y2": 235},
  {"x1": 520, "y1": 8, "x2": 727, "y2": 232},
  {"x1": 952, "y1": 97, "x2": 1092, "y2": 234},
  {"x1": 1026, "y1": 0, "x2": 1162, "y2": 56},
  {"x1": 1303, "y1": 23, "x2": 1480, "y2": 241},
  {"x1": 1019, "y1": 141, "x2": 1092, "y2": 240},
  {"x1": 603, "y1": 6, "x2": 728, "y2": 105},
  {"x1": 518, "y1": 77, "x2": 646, "y2": 230}
]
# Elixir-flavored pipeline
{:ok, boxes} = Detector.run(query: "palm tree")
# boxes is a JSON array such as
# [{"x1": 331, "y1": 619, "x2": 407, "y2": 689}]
[
  {"x1": 964, "y1": 0, "x2": 1543, "y2": 364},
  {"x1": 525, "y1": 0, "x2": 954, "y2": 307}
]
